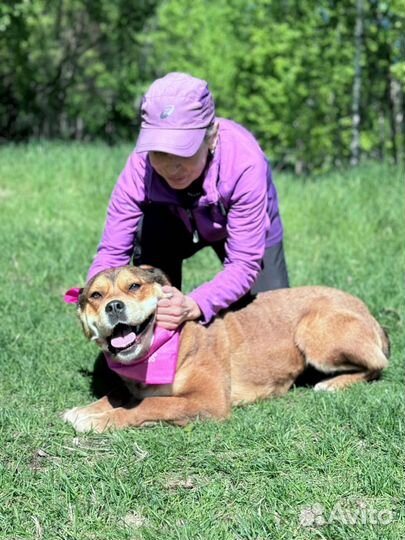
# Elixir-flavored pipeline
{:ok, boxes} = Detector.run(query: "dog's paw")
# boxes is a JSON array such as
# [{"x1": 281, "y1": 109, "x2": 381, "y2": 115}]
[
  {"x1": 314, "y1": 380, "x2": 338, "y2": 392},
  {"x1": 62, "y1": 408, "x2": 113, "y2": 433},
  {"x1": 74, "y1": 412, "x2": 113, "y2": 433},
  {"x1": 62, "y1": 407, "x2": 81, "y2": 424}
]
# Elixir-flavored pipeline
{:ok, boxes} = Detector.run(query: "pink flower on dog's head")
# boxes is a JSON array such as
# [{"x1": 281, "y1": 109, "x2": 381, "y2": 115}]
[{"x1": 64, "y1": 287, "x2": 82, "y2": 304}]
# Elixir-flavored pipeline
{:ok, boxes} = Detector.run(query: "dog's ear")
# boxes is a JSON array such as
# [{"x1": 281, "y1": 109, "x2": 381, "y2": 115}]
[{"x1": 139, "y1": 265, "x2": 171, "y2": 286}]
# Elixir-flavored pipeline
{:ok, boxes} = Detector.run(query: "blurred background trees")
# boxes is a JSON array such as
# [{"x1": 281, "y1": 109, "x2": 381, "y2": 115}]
[{"x1": 1, "y1": 0, "x2": 404, "y2": 172}]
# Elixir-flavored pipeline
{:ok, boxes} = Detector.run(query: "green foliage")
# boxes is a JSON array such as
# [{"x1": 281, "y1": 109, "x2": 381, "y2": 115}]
[
  {"x1": 0, "y1": 0, "x2": 158, "y2": 142},
  {"x1": 1, "y1": 0, "x2": 404, "y2": 171},
  {"x1": 145, "y1": 0, "x2": 405, "y2": 172}
]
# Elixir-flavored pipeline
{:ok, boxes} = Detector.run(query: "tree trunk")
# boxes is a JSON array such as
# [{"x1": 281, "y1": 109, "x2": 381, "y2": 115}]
[
  {"x1": 378, "y1": 111, "x2": 385, "y2": 161},
  {"x1": 389, "y1": 77, "x2": 403, "y2": 164},
  {"x1": 350, "y1": 0, "x2": 363, "y2": 166}
]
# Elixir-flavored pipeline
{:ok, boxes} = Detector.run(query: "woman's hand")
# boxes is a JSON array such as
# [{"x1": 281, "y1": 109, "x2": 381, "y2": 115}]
[{"x1": 156, "y1": 286, "x2": 202, "y2": 330}]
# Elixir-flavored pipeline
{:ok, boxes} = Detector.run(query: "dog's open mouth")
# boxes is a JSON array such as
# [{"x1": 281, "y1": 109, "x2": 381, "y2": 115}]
[{"x1": 107, "y1": 315, "x2": 154, "y2": 355}]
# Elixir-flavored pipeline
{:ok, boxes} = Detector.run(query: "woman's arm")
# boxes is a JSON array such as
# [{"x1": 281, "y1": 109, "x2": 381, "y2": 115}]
[
  {"x1": 87, "y1": 152, "x2": 146, "y2": 282},
  {"x1": 189, "y1": 160, "x2": 269, "y2": 323}
]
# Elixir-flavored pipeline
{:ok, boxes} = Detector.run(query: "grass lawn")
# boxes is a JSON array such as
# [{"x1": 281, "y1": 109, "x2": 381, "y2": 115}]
[{"x1": 0, "y1": 143, "x2": 404, "y2": 539}]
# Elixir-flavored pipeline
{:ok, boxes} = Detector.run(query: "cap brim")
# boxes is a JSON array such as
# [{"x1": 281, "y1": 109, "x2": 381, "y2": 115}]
[{"x1": 135, "y1": 128, "x2": 206, "y2": 157}]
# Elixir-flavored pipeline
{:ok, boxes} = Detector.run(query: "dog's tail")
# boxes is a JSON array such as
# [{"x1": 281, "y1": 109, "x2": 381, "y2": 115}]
[
  {"x1": 370, "y1": 313, "x2": 390, "y2": 363},
  {"x1": 378, "y1": 324, "x2": 391, "y2": 359}
]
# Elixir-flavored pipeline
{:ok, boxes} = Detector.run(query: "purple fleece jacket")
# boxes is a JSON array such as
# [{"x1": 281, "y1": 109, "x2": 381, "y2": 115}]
[{"x1": 87, "y1": 118, "x2": 283, "y2": 323}]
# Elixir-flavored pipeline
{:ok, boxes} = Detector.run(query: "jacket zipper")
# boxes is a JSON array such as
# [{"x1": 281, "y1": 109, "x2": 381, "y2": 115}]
[{"x1": 186, "y1": 208, "x2": 200, "y2": 243}]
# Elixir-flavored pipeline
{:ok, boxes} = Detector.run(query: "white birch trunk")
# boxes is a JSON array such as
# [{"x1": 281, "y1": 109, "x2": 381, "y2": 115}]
[{"x1": 350, "y1": 0, "x2": 363, "y2": 166}]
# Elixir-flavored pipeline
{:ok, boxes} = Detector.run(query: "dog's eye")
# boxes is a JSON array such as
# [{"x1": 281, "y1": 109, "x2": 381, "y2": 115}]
[
  {"x1": 90, "y1": 291, "x2": 103, "y2": 300},
  {"x1": 129, "y1": 283, "x2": 141, "y2": 292}
]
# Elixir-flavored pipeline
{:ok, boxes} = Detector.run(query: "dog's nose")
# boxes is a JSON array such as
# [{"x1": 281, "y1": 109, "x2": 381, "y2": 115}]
[{"x1": 105, "y1": 300, "x2": 125, "y2": 315}]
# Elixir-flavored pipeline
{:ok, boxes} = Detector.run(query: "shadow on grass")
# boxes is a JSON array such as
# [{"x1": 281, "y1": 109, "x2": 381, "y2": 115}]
[
  {"x1": 79, "y1": 353, "x2": 133, "y2": 406},
  {"x1": 294, "y1": 366, "x2": 331, "y2": 388}
]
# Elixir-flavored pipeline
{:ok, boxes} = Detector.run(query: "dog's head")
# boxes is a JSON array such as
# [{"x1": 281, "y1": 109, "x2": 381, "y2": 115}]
[{"x1": 77, "y1": 265, "x2": 170, "y2": 364}]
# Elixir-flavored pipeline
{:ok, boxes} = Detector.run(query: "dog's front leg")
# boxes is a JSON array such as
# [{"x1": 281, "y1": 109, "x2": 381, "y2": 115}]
[{"x1": 66, "y1": 394, "x2": 230, "y2": 433}]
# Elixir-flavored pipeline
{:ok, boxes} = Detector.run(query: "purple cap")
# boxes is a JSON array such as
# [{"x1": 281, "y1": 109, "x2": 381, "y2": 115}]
[{"x1": 135, "y1": 72, "x2": 215, "y2": 157}]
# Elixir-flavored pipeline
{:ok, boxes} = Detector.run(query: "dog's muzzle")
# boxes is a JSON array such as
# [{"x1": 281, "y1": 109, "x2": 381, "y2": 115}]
[{"x1": 106, "y1": 315, "x2": 155, "y2": 357}]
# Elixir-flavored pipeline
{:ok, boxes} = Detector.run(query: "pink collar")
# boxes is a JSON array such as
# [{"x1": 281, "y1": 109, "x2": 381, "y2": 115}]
[{"x1": 105, "y1": 326, "x2": 180, "y2": 385}]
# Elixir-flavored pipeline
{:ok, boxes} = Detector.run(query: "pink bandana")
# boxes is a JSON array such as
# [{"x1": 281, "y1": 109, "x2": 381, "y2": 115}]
[
  {"x1": 105, "y1": 326, "x2": 180, "y2": 385},
  {"x1": 64, "y1": 287, "x2": 180, "y2": 385}
]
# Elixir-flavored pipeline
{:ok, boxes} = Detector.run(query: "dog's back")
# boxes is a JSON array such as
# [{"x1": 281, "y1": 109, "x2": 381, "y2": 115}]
[{"x1": 208, "y1": 286, "x2": 389, "y2": 401}]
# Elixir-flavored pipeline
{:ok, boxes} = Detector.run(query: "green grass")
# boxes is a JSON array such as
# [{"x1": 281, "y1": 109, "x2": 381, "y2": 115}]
[{"x1": 0, "y1": 143, "x2": 404, "y2": 539}]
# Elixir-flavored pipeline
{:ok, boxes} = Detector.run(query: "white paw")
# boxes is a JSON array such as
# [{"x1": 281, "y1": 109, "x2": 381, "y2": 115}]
[
  {"x1": 62, "y1": 408, "x2": 110, "y2": 433},
  {"x1": 62, "y1": 407, "x2": 81, "y2": 424},
  {"x1": 72, "y1": 412, "x2": 109, "y2": 433},
  {"x1": 314, "y1": 380, "x2": 337, "y2": 392}
]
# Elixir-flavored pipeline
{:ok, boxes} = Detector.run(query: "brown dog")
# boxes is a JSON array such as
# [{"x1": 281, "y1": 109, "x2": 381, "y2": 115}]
[{"x1": 63, "y1": 266, "x2": 389, "y2": 432}]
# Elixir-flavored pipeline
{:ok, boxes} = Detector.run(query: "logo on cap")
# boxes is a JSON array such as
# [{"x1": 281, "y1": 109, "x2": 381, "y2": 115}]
[{"x1": 160, "y1": 105, "x2": 175, "y2": 119}]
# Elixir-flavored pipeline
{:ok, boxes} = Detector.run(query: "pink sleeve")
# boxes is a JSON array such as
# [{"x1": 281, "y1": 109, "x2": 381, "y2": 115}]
[
  {"x1": 87, "y1": 152, "x2": 146, "y2": 282},
  {"x1": 189, "y1": 162, "x2": 268, "y2": 323}
]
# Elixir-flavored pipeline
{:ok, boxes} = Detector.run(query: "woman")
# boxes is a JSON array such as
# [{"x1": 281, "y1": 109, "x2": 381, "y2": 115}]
[{"x1": 87, "y1": 72, "x2": 289, "y2": 329}]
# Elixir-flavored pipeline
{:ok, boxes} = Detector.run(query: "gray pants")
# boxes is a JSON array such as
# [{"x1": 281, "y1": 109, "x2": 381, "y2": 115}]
[{"x1": 212, "y1": 236, "x2": 289, "y2": 294}]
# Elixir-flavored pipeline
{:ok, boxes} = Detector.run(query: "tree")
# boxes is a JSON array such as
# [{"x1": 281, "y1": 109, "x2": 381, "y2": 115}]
[{"x1": 0, "y1": 0, "x2": 159, "y2": 142}]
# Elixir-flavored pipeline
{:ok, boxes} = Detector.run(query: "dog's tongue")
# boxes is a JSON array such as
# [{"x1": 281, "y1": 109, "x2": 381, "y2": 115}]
[{"x1": 111, "y1": 326, "x2": 136, "y2": 349}]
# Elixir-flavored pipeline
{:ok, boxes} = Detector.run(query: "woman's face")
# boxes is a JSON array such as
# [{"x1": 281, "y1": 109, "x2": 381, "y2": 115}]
[{"x1": 148, "y1": 142, "x2": 209, "y2": 190}]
